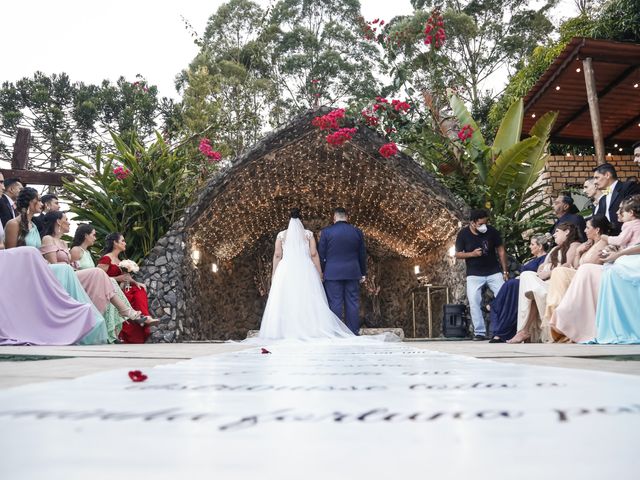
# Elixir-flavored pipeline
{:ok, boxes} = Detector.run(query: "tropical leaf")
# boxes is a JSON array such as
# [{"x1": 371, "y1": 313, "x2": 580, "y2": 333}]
[
  {"x1": 492, "y1": 98, "x2": 523, "y2": 157},
  {"x1": 486, "y1": 137, "x2": 540, "y2": 194}
]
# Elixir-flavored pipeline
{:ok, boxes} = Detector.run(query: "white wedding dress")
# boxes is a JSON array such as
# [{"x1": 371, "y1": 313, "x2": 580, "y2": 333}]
[{"x1": 258, "y1": 218, "x2": 355, "y2": 341}]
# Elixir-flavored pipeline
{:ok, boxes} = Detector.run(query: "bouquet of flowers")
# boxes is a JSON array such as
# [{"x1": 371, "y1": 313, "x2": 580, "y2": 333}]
[
  {"x1": 119, "y1": 259, "x2": 139, "y2": 274},
  {"x1": 119, "y1": 259, "x2": 139, "y2": 291}
]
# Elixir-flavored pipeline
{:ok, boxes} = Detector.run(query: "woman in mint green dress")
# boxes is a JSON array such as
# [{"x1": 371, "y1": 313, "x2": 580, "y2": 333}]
[
  {"x1": 3, "y1": 187, "x2": 108, "y2": 344},
  {"x1": 594, "y1": 244, "x2": 640, "y2": 344},
  {"x1": 71, "y1": 224, "x2": 127, "y2": 343}
]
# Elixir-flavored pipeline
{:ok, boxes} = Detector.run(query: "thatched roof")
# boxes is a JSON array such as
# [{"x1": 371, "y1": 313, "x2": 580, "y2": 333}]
[{"x1": 183, "y1": 108, "x2": 466, "y2": 260}]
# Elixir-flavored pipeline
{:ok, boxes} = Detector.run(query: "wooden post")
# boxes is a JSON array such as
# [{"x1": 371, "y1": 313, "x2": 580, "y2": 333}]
[
  {"x1": 0, "y1": 127, "x2": 75, "y2": 186},
  {"x1": 582, "y1": 57, "x2": 606, "y2": 165},
  {"x1": 11, "y1": 127, "x2": 31, "y2": 170}
]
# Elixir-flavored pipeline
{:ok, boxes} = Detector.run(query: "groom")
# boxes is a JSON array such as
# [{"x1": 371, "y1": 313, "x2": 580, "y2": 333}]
[{"x1": 318, "y1": 207, "x2": 367, "y2": 335}]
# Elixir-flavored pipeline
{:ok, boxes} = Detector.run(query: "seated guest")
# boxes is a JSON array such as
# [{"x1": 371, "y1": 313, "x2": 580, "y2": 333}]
[
  {"x1": 545, "y1": 216, "x2": 610, "y2": 342},
  {"x1": 0, "y1": 173, "x2": 5, "y2": 247},
  {"x1": 71, "y1": 223, "x2": 134, "y2": 343},
  {"x1": 33, "y1": 193, "x2": 60, "y2": 236},
  {"x1": 0, "y1": 247, "x2": 105, "y2": 345},
  {"x1": 0, "y1": 177, "x2": 23, "y2": 227},
  {"x1": 594, "y1": 244, "x2": 640, "y2": 343},
  {"x1": 582, "y1": 178, "x2": 603, "y2": 218},
  {"x1": 3, "y1": 187, "x2": 43, "y2": 249},
  {"x1": 600, "y1": 195, "x2": 640, "y2": 249},
  {"x1": 488, "y1": 234, "x2": 550, "y2": 343},
  {"x1": 98, "y1": 233, "x2": 157, "y2": 344},
  {"x1": 40, "y1": 212, "x2": 155, "y2": 333},
  {"x1": 550, "y1": 193, "x2": 586, "y2": 242},
  {"x1": 507, "y1": 223, "x2": 581, "y2": 343},
  {"x1": 593, "y1": 162, "x2": 640, "y2": 235}
]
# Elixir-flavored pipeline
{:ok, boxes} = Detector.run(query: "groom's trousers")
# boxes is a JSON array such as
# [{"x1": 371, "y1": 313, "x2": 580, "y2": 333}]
[{"x1": 324, "y1": 279, "x2": 361, "y2": 334}]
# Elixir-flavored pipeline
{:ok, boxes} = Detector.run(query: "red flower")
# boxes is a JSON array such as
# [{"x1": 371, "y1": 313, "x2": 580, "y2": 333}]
[
  {"x1": 379, "y1": 142, "x2": 398, "y2": 158},
  {"x1": 128, "y1": 370, "x2": 148, "y2": 382},
  {"x1": 199, "y1": 138, "x2": 222, "y2": 162},
  {"x1": 457, "y1": 124, "x2": 474, "y2": 142},
  {"x1": 326, "y1": 127, "x2": 358, "y2": 146},
  {"x1": 311, "y1": 109, "x2": 346, "y2": 130},
  {"x1": 261, "y1": 348, "x2": 271, "y2": 354},
  {"x1": 391, "y1": 99, "x2": 411, "y2": 112},
  {"x1": 361, "y1": 109, "x2": 379, "y2": 127},
  {"x1": 113, "y1": 165, "x2": 131, "y2": 180}
]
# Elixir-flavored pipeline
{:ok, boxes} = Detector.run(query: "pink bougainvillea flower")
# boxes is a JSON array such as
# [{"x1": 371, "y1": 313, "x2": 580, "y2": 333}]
[
  {"x1": 128, "y1": 370, "x2": 148, "y2": 382},
  {"x1": 457, "y1": 124, "x2": 474, "y2": 142},
  {"x1": 199, "y1": 138, "x2": 222, "y2": 162},
  {"x1": 113, "y1": 165, "x2": 131, "y2": 180},
  {"x1": 379, "y1": 142, "x2": 399, "y2": 158},
  {"x1": 311, "y1": 109, "x2": 346, "y2": 130},
  {"x1": 326, "y1": 127, "x2": 358, "y2": 146},
  {"x1": 261, "y1": 348, "x2": 271, "y2": 354}
]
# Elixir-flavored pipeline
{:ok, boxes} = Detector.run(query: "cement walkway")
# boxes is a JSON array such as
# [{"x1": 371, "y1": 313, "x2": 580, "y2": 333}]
[{"x1": 1, "y1": 341, "x2": 639, "y2": 389}]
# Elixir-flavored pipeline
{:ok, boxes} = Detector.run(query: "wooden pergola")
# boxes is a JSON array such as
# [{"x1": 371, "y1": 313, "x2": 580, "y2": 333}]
[{"x1": 522, "y1": 37, "x2": 640, "y2": 164}]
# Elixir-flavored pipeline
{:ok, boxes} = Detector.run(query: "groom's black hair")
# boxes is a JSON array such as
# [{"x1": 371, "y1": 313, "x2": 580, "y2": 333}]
[
  {"x1": 290, "y1": 208, "x2": 302, "y2": 219},
  {"x1": 334, "y1": 207, "x2": 347, "y2": 216}
]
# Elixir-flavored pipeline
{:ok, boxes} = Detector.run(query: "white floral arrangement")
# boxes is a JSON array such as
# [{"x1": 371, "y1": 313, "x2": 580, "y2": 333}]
[{"x1": 119, "y1": 259, "x2": 140, "y2": 274}]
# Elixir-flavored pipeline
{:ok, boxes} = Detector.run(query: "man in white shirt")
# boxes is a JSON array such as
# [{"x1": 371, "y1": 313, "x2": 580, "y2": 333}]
[
  {"x1": 0, "y1": 177, "x2": 23, "y2": 227},
  {"x1": 582, "y1": 178, "x2": 603, "y2": 218}
]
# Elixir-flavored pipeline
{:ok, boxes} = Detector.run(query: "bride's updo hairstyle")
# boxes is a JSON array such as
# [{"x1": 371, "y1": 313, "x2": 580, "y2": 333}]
[{"x1": 290, "y1": 208, "x2": 302, "y2": 220}]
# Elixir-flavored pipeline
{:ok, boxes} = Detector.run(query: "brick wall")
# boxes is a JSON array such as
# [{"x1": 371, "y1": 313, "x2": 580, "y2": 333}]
[{"x1": 544, "y1": 154, "x2": 637, "y2": 194}]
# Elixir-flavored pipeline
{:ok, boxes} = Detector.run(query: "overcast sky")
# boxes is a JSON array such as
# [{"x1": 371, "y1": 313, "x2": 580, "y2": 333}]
[{"x1": 2, "y1": 0, "x2": 578, "y2": 101}]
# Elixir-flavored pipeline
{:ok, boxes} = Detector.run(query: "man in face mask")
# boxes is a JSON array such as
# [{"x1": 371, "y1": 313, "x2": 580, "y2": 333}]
[{"x1": 455, "y1": 209, "x2": 509, "y2": 340}]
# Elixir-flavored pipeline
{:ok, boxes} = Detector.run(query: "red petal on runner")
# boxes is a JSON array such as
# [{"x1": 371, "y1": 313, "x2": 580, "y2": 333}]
[
  {"x1": 128, "y1": 370, "x2": 148, "y2": 382},
  {"x1": 261, "y1": 348, "x2": 272, "y2": 354}
]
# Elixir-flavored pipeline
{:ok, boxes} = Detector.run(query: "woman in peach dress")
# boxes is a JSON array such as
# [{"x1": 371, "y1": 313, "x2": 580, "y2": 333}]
[{"x1": 545, "y1": 216, "x2": 610, "y2": 341}]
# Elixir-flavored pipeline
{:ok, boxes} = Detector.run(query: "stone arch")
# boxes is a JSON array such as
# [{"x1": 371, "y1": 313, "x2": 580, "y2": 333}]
[{"x1": 141, "y1": 109, "x2": 467, "y2": 341}]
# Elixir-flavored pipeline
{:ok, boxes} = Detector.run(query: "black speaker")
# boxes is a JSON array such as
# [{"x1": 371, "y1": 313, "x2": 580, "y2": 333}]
[{"x1": 442, "y1": 304, "x2": 469, "y2": 338}]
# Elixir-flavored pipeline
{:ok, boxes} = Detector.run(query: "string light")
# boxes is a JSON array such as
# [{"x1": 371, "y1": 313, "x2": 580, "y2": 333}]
[{"x1": 188, "y1": 131, "x2": 461, "y2": 261}]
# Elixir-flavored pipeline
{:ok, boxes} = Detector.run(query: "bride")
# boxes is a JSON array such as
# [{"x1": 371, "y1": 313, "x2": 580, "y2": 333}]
[{"x1": 258, "y1": 208, "x2": 355, "y2": 340}]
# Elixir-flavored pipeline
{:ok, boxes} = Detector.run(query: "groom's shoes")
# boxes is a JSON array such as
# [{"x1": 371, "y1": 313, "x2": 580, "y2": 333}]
[{"x1": 472, "y1": 334, "x2": 487, "y2": 341}]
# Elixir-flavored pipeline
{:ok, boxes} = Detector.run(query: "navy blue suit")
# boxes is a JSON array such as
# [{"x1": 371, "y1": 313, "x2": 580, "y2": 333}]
[{"x1": 318, "y1": 221, "x2": 367, "y2": 334}]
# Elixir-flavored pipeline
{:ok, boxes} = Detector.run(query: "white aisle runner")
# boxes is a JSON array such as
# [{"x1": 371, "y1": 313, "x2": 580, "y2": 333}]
[{"x1": 1, "y1": 343, "x2": 639, "y2": 479}]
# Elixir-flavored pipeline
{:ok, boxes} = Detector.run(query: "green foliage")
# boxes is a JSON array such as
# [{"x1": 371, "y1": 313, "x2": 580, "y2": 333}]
[
  {"x1": 176, "y1": 0, "x2": 278, "y2": 158},
  {"x1": 384, "y1": 0, "x2": 556, "y2": 115},
  {"x1": 63, "y1": 132, "x2": 195, "y2": 262},
  {"x1": 443, "y1": 94, "x2": 558, "y2": 261}
]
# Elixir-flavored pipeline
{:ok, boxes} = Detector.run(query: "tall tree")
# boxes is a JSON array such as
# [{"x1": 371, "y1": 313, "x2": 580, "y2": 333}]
[
  {"x1": 265, "y1": 0, "x2": 382, "y2": 112},
  {"x1": 0, "y1": 72, "x2": 176, "y2": 172},
  {"x1": 177, "y1": 0, "x2": 277, "y2": 157}
]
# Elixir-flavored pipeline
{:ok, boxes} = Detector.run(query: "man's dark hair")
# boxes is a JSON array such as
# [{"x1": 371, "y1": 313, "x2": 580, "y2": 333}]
[
  {"x1": 40, "y1": 193, "x2": 58, "y2": 205},
  {"x1": 334, "y1": 207, "x2": 347, "y2": 216},
  {"x1": 592, "y1": 162, "x2": 618, "y2": 179},
  {"x1": 4, "y1": 178, "x2": 21, "y2": 189},
  {"x1": 469, "y1": 209, "x2": 489, "y2": 222},
  {"x1": 632, "y1": 140, "x2": 640, "y2": 150},
  {"x1": 558, "y1": 193, "x2": 578, "y2": 214}
]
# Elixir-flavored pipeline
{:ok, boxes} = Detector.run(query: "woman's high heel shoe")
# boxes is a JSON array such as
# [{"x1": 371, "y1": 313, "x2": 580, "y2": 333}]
[{"x1": 506, "y1": 331, "x2": 531, "y2": 344}]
